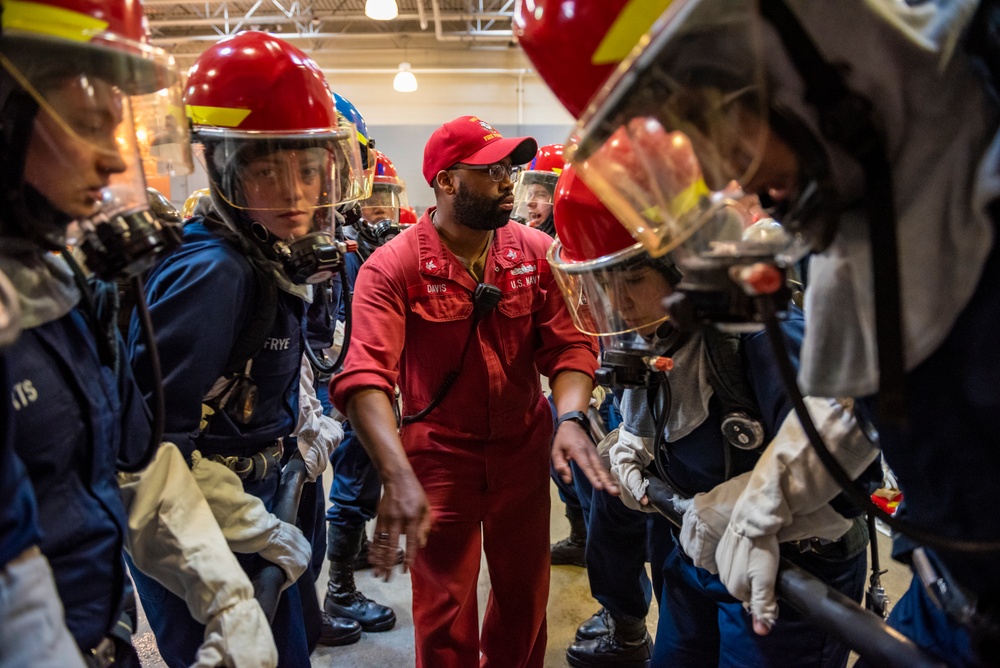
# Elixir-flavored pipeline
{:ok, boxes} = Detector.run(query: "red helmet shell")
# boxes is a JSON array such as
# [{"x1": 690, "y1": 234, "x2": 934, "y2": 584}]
[
  {"x1": 553, "y1": 164, "x2": 638, "y2": 262},
  {"x1": 399, "y1": 207, "x2": 418, "y2": 226},
  {"x1": 515, "y1": 0, "x2": 675, "y2": 118},
  {"x1": 184, "y1": 32, "x2": 337, "y2": 133},
  {"x1": 2, "y1": 0, "x2": 151, "y2": 48},
  {"x1": 529, "y1": 144, "x2": 565, "y2": 173},
  {"x1": 373, "y1": 150, "x2": 401, "y2": 188}
]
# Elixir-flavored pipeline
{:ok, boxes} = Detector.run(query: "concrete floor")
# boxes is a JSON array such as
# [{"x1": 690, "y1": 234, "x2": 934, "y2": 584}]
[{"x1": 135, "y1": 480, "x2": 910, "y2": 668}]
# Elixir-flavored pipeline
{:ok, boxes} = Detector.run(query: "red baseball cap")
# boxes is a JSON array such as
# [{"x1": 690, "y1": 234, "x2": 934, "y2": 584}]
[{"x1": 422, "y1": 116, "x2": 538, "y2": 185}]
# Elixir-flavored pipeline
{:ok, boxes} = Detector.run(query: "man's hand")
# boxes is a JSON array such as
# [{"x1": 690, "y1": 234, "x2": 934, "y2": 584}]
[
  {"x1": 552, "y1": 420, "x2": 620, "y2": 495},
  {"x1": 371, "y1": 467, "x2": 432, "y2": 581},
  {"x1": 346, "y1": 389, "x2": 433, "y2": 581}
]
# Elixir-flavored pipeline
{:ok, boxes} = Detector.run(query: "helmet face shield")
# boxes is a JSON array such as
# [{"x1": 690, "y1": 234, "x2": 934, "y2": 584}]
[
  {"x1": 511, "y1": 171, "x2": 557, "y2": 227},
  {"x1": 2, "y1": 42, "x2": 191, "y2": 223},
  {"x1": 193, "y1": 122, "x2": 366, "y2": 240},
  {"x1": 568, "y1": 0, "x2": 807, "y2": 269},
  {"x1": 360, "y1": 183, "x2": 407, "y2": 226},
  {"x1": 549, "y1": 240, "x2": 677, "y2": 349}
]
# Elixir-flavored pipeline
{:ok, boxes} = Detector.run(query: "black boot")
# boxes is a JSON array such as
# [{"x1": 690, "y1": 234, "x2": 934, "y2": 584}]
[
  {"x1": 317, "y1": 612, "x2": 362, "y2": 646},
  {"x1": 566, "y1": 614, "x2": 652, "y2": 668},
  {"x1": 575, "y1": 608, "x2": 610, "y2": 641},
  {"x1": 551, "y1": 504, "x2": 587, "y2": 567},
  {"x1": 325, "y1": 525, "x2": 397, "y2": 632}
]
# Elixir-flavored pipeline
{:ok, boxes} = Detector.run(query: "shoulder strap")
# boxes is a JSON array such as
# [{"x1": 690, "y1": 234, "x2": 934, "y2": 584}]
[
  {"x1": 190, "y1": 215, "x2": 279, "y2": 376},
  {"x1": 701, "y1": 327, "x2": 760, "y2": 420}
]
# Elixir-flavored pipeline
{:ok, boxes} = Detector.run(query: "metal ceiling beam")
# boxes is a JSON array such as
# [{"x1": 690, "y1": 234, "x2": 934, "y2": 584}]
[
  {"x1": 151, "y1": 29, "x2": 512, "y2": 45},
  {"x1": 149, "y1": 12, "x2": 509, "y2": 28}
]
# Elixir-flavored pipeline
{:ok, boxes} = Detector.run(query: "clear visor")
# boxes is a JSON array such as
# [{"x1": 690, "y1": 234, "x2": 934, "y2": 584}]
[
  {"x1": 0, "y1": 46, "x2": 191, "y2": 225},
  {"x1": 195, "y1": 121, "x2": 367, "y2": 209},
  {"x1": 548, "y1": 240, "x2": 677, "y2": 350},
  {"x1": 567, "y1": 0, "x2": 806, "y2": 267},
  {"x1": 193, "y1": 122, "x2": 367, "y2": 239},
  {"x1": 511, "y1": 171, "x2": 557, "y2": 227},
  {"x1": 360, "y1": 183, "x2": 408, "y2": 226}
]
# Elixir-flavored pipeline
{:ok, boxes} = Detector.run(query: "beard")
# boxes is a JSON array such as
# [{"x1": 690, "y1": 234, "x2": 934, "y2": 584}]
[{"x1": 453, "y1": 183, "x2": 511, "y2": 231}]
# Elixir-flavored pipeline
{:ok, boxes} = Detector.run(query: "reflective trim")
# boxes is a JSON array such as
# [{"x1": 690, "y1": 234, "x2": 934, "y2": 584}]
[
  {"x1": 1, "y1": 0, "x2": 108, "y2": 43},
  {"x1": 186, "y1": 104, "x2": 253, "y2": 129}
]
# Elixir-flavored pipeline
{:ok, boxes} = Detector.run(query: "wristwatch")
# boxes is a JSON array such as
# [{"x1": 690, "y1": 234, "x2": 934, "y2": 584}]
[{"x1": 555, "y1": 410, "x2": 591, "y2": 434}]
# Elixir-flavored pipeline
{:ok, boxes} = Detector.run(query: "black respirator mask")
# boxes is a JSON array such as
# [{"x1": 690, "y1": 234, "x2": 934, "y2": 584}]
[
  {"x1": 78, "y1": 188, "x2": 183, "y2": 280},
  {"x1": 246, "y1": 215, "x2": 356, "y2": 285}
]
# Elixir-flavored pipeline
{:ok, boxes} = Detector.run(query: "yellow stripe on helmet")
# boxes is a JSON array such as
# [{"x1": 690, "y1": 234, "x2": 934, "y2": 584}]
[
  {"x1": 592, "y1": 0, "x2": 675, "y2": 65},
  {"x1": 1, "y1": 0, "x2": 109, "y2": 43},
  {"x1": 186, "y1": 104, "x2": 253, "y2": 129}
]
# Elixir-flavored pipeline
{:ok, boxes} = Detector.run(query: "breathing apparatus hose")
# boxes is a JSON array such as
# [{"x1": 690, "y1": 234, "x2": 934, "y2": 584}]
[
  {"x1": 121, "y1": 274, "x2": 165, "y2": 473},
  {"x1": 756, "y1": 296, "x2": 1000, "y2": 554},
  {"x1": 303, "y1": 263, "x2": 352, "y2": 376},
  {"x1": 62, "y1": 251, "x2": 163, "y2": 473}
]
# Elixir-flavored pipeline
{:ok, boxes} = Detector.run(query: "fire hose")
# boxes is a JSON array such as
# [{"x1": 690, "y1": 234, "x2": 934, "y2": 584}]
[
  {"x1": 643, "y1": 475, "x2": 944, "y2": 668},
  {"x1": 251, "y1": 452, "x2": 308, "y2": 622}
]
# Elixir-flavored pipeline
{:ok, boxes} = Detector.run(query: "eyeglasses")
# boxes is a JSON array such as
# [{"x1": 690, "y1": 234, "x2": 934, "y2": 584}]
[{"x1": 450, "y1": 162, "x2": 520, "y2": 182}]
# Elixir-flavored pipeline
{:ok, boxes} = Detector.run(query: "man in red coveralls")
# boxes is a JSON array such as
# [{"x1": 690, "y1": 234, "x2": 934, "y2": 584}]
[{"x1": 331, "y1": 115, "x2": 619, "y2": 667}]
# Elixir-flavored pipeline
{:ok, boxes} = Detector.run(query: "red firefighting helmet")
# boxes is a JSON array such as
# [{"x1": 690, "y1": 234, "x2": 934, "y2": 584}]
[
  {"x1": 552, "y1": 164, "x2": 638, "y2": 263},
  {"x1": 529, "y1": 143, "x2": 565, "y2": 173},
  {"x1": 549, "y1": 162, "x2": 679, "y2": 339},
  {"x1": 184, "y1": 32, "x2": 367, "y2": 212},
  {"x1": 373, "y1": 150, "x2": 402, "y2": 189},
  {"x1": 514, "y1": 0, "x2": 676, "y2": 118},
  {"x1": 399, "y1": 206, "x2": 418, "y2": 226},
  {"x1": 186, "y1": 31, "x2": 339, "y2": 134}
]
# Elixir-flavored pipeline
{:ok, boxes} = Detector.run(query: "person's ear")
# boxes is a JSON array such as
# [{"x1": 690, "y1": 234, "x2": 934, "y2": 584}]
[{"x1": 435, "y1": 169, "x2": 457, "y2": 196}]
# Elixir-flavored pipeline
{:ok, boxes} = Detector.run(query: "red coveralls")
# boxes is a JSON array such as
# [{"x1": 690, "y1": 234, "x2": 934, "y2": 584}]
[{"x1": 332, "y1": 210, "x2": 598, "y2": 668}]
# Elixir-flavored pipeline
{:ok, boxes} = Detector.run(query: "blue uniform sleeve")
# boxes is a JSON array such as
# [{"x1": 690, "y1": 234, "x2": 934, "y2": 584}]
[{"x1": 127, "y1": 238, "x2": 256, "y2": 458}]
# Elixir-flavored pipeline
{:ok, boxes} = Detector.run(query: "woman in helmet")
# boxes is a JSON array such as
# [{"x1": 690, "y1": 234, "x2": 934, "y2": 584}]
[
  {"x1": 550, "y1": 164, "x2": 874, "y2": 668},
  {"x1": 126, "y1": 32, "x2": 370, "y2": 663}
]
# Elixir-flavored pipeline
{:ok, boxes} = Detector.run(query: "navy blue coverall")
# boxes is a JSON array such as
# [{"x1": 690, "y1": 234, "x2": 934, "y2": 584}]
[{"x1": 128, "y1": 218, "x2": 310, "y2": 667}]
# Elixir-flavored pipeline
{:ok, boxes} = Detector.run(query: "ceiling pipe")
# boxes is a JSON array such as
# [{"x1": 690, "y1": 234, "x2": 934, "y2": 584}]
[{"x1": 415, "y1": 0, "x2": 428, "y2": 30}]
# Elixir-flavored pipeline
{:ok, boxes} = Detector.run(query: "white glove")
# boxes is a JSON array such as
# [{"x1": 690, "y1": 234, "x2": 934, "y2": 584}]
[
  {"x1": 713, "y1": 397, "x2": 879, "y2": 630},
  {"x1": 118, "y1": 444, "x2": 278, "y2": 667},
  {"x1": 189, "y1": 452, "x2": 311, "y2": 589},
  {"x1": 191, "y1": 599, "x2": 277, "y2": 668},
  {"x1": 679, "y1": 471, "x2": 854, "y2": 574},
  {"x1": 294, "y1": 356, "x2": 344, "y2": 482},
  {"x1": 679, "y1": 472, "x2": 752, "y2": 572},
  {"x1": 715, "y1": 503, "x2": 854, "y2": 631},
  {"x1": 607, "y1": 428, "x2": 656, "y2": 512}
]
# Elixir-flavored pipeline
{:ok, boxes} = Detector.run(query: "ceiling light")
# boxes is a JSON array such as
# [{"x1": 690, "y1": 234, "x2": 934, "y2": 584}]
[
  {"x1": 365, "y1": 0, "x2": 398, "y2": 20},
  {"x1": 393, "y1": 62, "x2": 417, "y2": 92}
]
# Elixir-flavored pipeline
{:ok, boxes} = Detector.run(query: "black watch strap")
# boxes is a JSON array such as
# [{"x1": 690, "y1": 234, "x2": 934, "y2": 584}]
[{"x1": 555, "y1": 410, "x2": 590, "y2": 433}]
